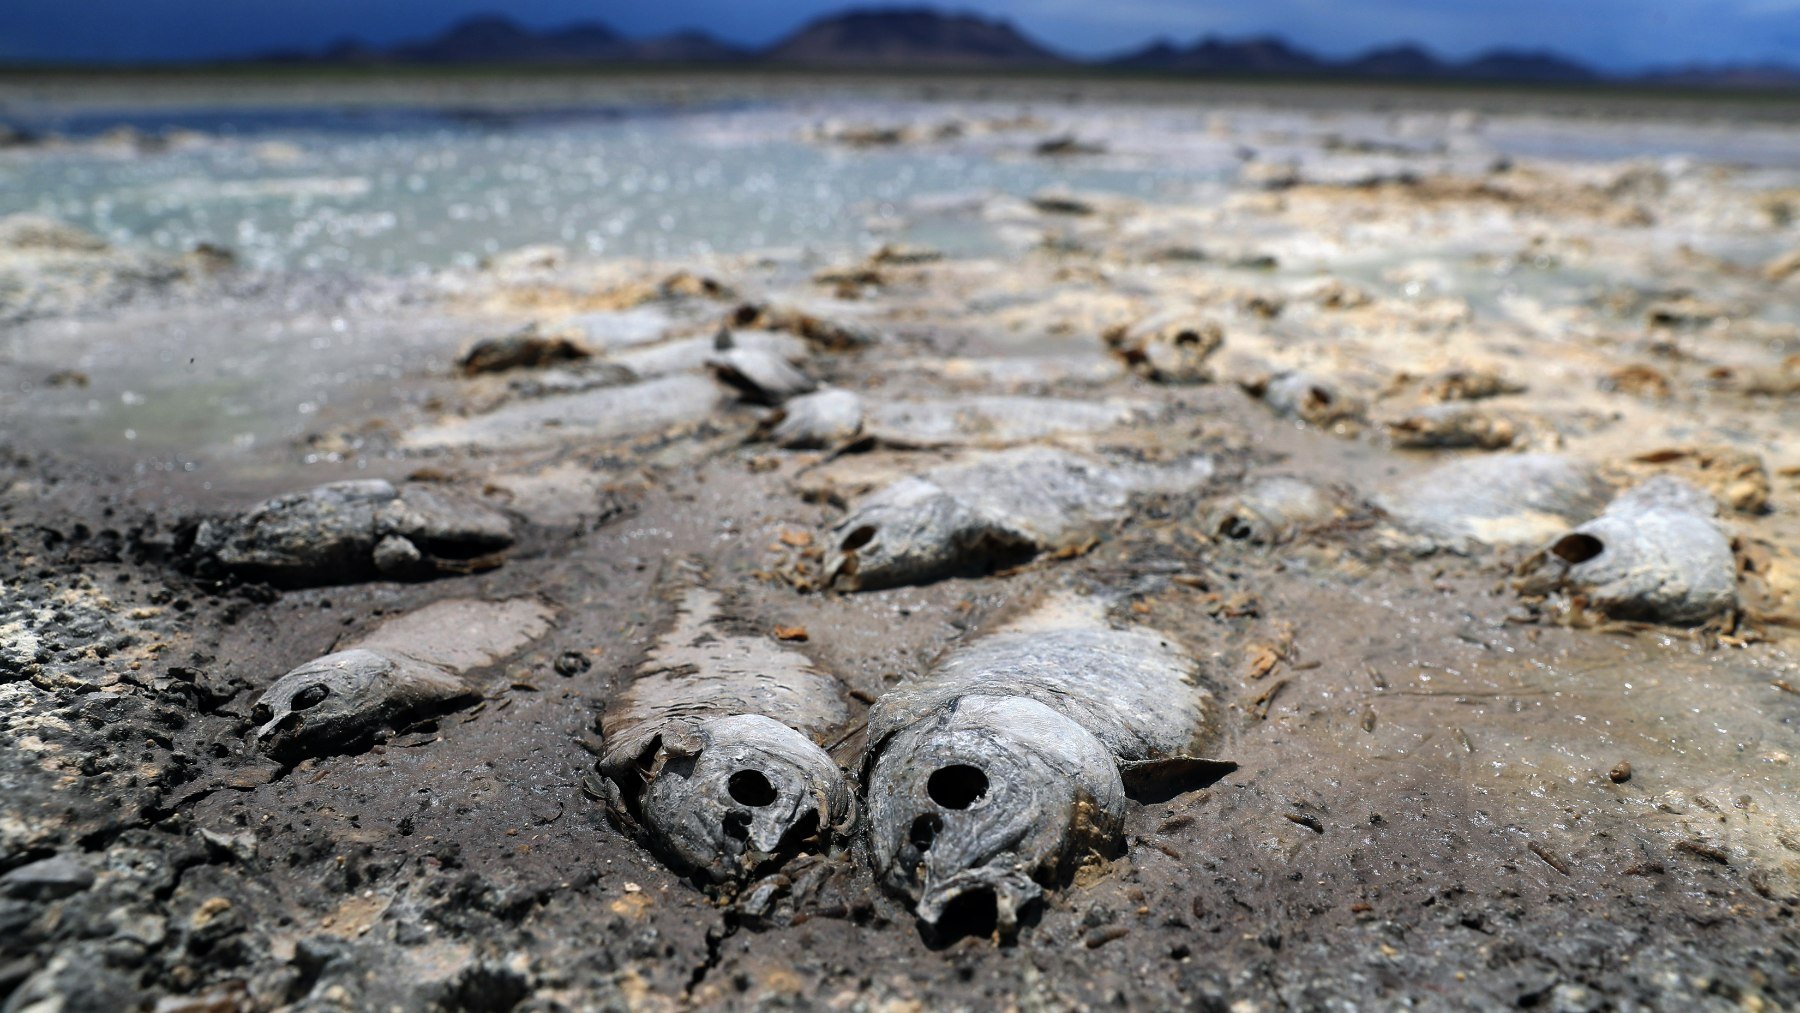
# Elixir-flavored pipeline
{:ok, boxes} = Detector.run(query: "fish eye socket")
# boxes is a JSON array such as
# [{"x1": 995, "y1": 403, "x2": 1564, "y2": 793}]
[
  {"x1": 841, "y1": 525, "x2": 877, "y2": 551},
  {"x1": 728, "y1": 769, "x2": 778, "y2": 807},
  {"x1": 927, "y1": 764, "x2": 988, "y2": 810},
  {"x1": 1218, "y1": 515, "x2": 1254, "y2": 540},
  {"x1": 291, "y1": 683, "x2": 331, "y2": 710},
  {"x1": 1552, "y1": 533, "x2": 1604, "y2": 564}
]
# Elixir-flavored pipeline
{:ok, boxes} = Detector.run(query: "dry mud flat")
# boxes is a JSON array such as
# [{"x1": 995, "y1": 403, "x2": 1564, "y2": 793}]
[{"x1": 4, "y1": 89, "x2": 1800, "y2": 1011}]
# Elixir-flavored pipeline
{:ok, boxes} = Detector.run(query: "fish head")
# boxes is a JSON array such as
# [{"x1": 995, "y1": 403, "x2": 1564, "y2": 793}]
[
  {"x1": 637, "y1": 714, "x2": 853, "y2": 885},
  {"x1": 825, "y1": 478, "x2": 1021, "y2": 591},
  {"x1": 250, "y1": 648, "x2": 470, "y2": 760},
  {"x1": 867, "y1": 695, "x2": 1126, "y2": 938}
]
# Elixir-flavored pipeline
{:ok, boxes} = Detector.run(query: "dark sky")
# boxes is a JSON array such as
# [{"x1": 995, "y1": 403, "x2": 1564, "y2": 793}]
[{"x1": 3, "y1": 0, "x2": 1799, "y2": 69}]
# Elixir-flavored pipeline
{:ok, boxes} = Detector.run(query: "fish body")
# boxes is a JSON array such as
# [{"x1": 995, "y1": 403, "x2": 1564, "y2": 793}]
[
  {"x1": 1205, "y1": 474, "x2": 1346, "y2": 545},
  {"x1": 598, "y1": 584, "x2": 855, "y2": 886},
  {"x1": 826, "y1": 448, "x2": 1211, "y2": 591},
  {"x1": 763, "y1": 388, "x2": 866, "y2": 448},
  {"x1": 196, "y1": 480, "x2": 514, "y2": 586},
  {"x1": 1103, "y1": 310, "x2": 1223, "y2": 384},
  {"x1": 863, "y1": 597, "x2": 1223, "y2": 935},
  {"x1": 1252, "y1": 371, "x2": 1362, "y2": 427},
  {"x1": 763, "y1": 391, "x2": 1153, "y2": 452},
  {"x1": 250, "y1": 598, "x2": 554, "y2": 761},
  {"x1": 401, "y1": 373, "x2": 729, "y2": 452},
  {"x1": 251, "y1": 648, "x2": 474, "y2": 761},
  {"x1": 1375, "y1": 453, "x2": 1607, "y2": 552},
  {"x1": 826, "y1": 450, "x2": 1128, "y2": 591}
]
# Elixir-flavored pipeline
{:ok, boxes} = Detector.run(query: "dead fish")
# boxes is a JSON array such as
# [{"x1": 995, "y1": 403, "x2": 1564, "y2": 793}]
[
  {"x1": 760, "y1": 393, "x2": 1154, "y2": 453},
  {"x1": 759, "y1": 388, "x2": 866, "y2": 449},
  {"x1": 870, "y1": 242, "x2": 943, "y2": 265},
  {"x1": 401, "y1": 373, "x2": 730, "y2": 452},
  {"x1": 1028, "y1": 190, "x2": 1096, "y2": 216},
  {"x1": 1102, "y1": 311, "x2": 1224, "y2": 384},
  {"x1": 1245, "y1": 371, "x2": 1363, "y2": 428},
  {"x1": 1384, "y1": 404, "x2": 1520, "y2": 450},
  {"x1": 1375, "y1": 454, "x2": 1608, "y2": 553},
  {"x1": 194, "y1": 480, "x2": 514, "y2": 587},
  {"x1": 1517, "y1": 477, "x2": 1736, "y2": 624},
  {"x1": 826, "y1": 448, "x2": 1212, "y2": 591},
  {"x1": 251, "y1": 598, "x2": 553, "y2": 762},
  {"x1": 1414, "y1": 366, "x2": 1525, "y2": 402},
  {"x1": 864, "y1": 595, "x2": 1229, "y2": 936},
  {"x1": 597, "y1": 581, "x2": 855, "y2": 887},
  {"x1": 707, "y1": 329, "x2": 817, "y2": 405},
  {"x1": 1205, "y1": 475, "x2": 1348, "y2": 544},
  {"x1": 866, "y1": 395, "x2": 1155, "y2": 449},
  {"x1": 559, "y1": 306, "x2": 678, "y2": 352},
  {"x1": 457, "y1": 326, "x2": 591, "y2": 375},
  {"x1": 251, "y1": 649, "x2": 475, "y2": 761},
  {"x1": 727, "y1": 302, "x2": 876, "y2": 351},
  {"x1": 610, "y1": 329, "x2": 807, "y2": 380}
]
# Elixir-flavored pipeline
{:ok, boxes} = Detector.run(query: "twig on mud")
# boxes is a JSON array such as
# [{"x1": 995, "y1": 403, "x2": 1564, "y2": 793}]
[{"x1": 1528, "y1": 842, "x2": 1571, "y2": 875}]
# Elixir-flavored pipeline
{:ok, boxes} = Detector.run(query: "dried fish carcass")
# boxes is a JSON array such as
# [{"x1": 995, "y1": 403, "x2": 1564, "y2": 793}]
[
  {"x1": 1517, "y1": 476, "x2": 1737, "y2": 624},
  {"x1": 825, "y1": 448, "x2": 1212, "y2": 591},
  {"x1": 596, "y1": 581, "x2": 856, "y2": 887},
  {"x1": 863, "y1": 596, "x2": 1229, "y2": 937}
]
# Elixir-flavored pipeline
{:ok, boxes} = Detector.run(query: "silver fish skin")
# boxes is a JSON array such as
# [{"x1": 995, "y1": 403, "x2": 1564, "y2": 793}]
[
  {"x1": 762, "y1": 391, "x2": 1153, "y2": 452},
  {"x1": 1375, "y1": 453, "x2": 1608, "y2": 553},
  {"x1": 863, "y1": 596, "x2": 1223, "y2": 935},
  {"x1": 826, "y1": 448, "x2": 1212, "y2": 591},
  {"x1": 763, "y1": 388, "x2": 866, "y2": 449},
  {"x1": 598, "y1": 583, "x2": 855, "y2": 886}
]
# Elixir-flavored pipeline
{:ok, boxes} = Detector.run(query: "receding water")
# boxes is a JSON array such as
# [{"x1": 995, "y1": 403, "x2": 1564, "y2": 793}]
[{"x1": 0, "y1": 104, "x2": 1226, "y2": 274}]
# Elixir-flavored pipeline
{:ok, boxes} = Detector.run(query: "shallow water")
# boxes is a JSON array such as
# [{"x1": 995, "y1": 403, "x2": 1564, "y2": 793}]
[{"x1": 0, "y1": 104, "x2": 1219, "y2": 274}]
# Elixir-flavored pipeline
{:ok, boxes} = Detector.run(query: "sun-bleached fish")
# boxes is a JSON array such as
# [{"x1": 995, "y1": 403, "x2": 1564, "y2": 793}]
[
  {"x1": 863, "y1": 595, "x2": 1229, "y2": 937},
  {"x1": 596, "y1": 573, "x2": 855, "y2": 887},
  {"x1": 825, "y1": 448, "x2": 1213, "y2": 591}
]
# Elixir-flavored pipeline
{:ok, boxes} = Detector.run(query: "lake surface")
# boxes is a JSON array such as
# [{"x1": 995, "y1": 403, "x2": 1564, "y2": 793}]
[{"x1": 0, "y1": 102, "x2": 1233, "y2": 274}]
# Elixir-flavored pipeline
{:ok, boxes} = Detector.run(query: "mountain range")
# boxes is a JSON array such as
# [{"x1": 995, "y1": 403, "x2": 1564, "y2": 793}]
[{"x1": 257, "y1": 6, "x2": 1798, "y2": 88}]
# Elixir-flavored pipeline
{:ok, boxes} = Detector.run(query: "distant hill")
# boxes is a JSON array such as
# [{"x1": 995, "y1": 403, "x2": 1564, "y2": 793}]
[
  {"x1": 281, "y1": 14, "x2": 747, "y2": 66},
  {"x1": 244, "y1": 6, "x2": 1796, "y2": 89},
  {"x1": 1111, "y1": 35, "x2": 1321, "y2": 75},
  {"x1": 1341, "y1": 44, "x2": 1442, "y2": 79},
  {"x1": 1108, "y1": 37, "x2": 1595, "y2": 84},
  {"x1": 763, "y1": 8, "x2": 1066, "y2": 68},
  {"x1": 391, "y1": 16, "x2": 625, "y2": 63},
  {"x1": 1458, "y1": 50, "x2": 1595, "y2": 83},
  {"x1": 623, "y1": 30, "x2": 749, "y2": 64}
]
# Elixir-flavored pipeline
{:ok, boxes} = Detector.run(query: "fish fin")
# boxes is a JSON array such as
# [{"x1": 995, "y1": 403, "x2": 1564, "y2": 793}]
[
  {"x1": 657, "y1": 722, "x2": 706, "y2": 759},
  {"x1": 1119, "y1": 756, "x2": 1237, "y2": 804}
]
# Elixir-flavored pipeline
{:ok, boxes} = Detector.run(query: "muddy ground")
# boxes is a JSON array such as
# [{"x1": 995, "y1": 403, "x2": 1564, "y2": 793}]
[{"x1": 3, "y1": 76, "x2": 1799, "y2": 1010}]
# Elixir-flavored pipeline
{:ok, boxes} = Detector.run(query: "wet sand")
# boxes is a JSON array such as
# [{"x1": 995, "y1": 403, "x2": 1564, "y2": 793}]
[{"x1": 2, "y1": 74, "x2": 1798, "y2": 1010}]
